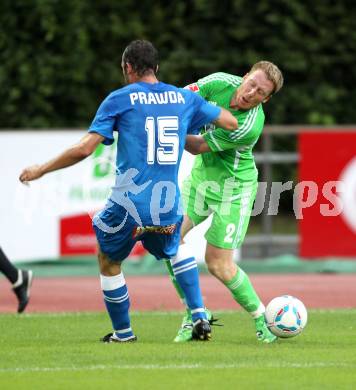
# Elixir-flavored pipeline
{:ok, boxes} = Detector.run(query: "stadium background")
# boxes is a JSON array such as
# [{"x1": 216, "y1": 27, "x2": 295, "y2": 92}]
[
  {"x1": 1, "y1": 0, "x2": 356, "y2": 302},
  {"x1": 0, "y1": 2, "x2": 356, "y2": 388},
  {"x1": 0, "y1": 0, "x2": 354, "y2": 286},
  {"x1": 1, "y1": 0, "x2": 356, "y2": 261}
]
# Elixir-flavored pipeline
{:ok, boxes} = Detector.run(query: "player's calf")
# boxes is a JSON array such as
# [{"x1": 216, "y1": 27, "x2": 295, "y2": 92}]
[{"x1": 170, "y1": 244, "x2": 207, "y2": 321}]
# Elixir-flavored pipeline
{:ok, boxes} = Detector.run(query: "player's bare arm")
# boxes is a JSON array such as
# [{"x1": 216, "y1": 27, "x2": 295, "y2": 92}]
[
  {"x1": 19, "y1": 133, "x2": 104, "y2": 183},
  {"x1": 214, "y1": 107, "x2": 238, "y2": 131}
]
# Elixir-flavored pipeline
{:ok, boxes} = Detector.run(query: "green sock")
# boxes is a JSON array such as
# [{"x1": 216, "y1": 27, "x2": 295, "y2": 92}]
[
  {"x1": 164, "y1": 260, "x2": 187, "y2": 307},
  {"x1": 224, "y1": 268, "x2": 265, "y2": 319}
]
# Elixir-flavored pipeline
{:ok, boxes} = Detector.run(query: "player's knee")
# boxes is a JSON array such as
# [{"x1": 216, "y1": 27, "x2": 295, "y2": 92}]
[{"x1": 98, "y1": 251, "x2": 121, "y2": 276}]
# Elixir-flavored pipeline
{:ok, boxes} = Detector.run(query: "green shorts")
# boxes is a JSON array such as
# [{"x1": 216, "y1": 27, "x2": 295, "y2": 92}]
[{"x1": 182, "y1": 176, "x2": 257, "y2": 249}]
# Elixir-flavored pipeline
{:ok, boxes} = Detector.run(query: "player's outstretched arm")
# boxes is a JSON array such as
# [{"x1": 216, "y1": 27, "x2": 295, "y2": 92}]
[
  {"x1": 213, "y1": 108, "x2": 238, "y2": 131},
  {"x1": 19, "y1": 133, "x2": 105, "y2": 183},
  {"x1": 185, "y1": 107, "x2": 237, "y2": 155}
]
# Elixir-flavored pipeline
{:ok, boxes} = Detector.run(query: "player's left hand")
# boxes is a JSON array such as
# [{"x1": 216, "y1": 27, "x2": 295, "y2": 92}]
[{"x1": 19, "y1": 165, "x2": 44, "y2": 183}]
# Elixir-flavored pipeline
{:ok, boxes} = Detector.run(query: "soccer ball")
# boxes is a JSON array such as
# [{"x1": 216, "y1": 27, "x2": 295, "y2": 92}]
[{"x1": 265, "y1": 295, "x2": 307, "y2": 338}]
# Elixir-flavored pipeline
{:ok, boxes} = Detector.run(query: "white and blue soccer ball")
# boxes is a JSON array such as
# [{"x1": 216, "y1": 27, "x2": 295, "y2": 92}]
[{"x1": 265, "y1": 295, "x2": 308, "y2": 338}]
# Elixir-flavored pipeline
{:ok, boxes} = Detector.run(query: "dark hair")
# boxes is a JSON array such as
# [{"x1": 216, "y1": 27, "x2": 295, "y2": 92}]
[{"x1": 122, "y1": 40, "x2": 159, "y2": 77}]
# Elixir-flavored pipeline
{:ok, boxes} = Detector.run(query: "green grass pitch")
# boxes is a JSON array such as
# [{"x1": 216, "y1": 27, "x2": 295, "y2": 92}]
[{"x1": 0, "y1": 310, "x2": 355, "y2": 389}]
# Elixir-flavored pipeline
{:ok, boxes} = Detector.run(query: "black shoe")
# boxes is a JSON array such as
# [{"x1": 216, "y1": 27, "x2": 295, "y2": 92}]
[
  {"x1": 100, "y1": 332, "x2": 137, "y2": 343},
  {"x1": 192, "y1": 319, "x2": 212, "y2": 341},
  {"x1": 13, "y1": 270, "x2": 33, "y2": 313}
]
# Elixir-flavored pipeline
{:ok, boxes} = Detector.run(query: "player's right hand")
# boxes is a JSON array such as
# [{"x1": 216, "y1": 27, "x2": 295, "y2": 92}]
[{"x1": 19, "y1": 165, "x2": 44, "y2": 183}]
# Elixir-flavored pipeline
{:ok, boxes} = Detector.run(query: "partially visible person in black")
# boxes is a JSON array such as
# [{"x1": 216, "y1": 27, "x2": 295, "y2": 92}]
[{"x1": 0, "y1": 247, "x2": 33, "y2": 313}]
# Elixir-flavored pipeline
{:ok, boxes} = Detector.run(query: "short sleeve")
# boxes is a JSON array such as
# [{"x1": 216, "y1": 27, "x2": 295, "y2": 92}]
[
  {"x1": 184, "y1": 81, "x2": 208, "y2": 100},
  {"x1": 188, "y1": 93, "x2": 221, "y2": 135},
  {"x1": 185, "y1": 74, "x2": 221, "y2": 100},
  {"x1": 88, "y1": 91, "x2": 125, "y2": 145}
]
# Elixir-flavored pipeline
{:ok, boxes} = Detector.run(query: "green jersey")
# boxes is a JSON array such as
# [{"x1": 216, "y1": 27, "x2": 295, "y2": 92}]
[{"x1": 188, "y1": 72, "x2": 265, "y2": 200}]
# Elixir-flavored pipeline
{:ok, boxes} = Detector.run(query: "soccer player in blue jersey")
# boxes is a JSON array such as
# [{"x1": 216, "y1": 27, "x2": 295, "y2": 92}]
[{"x1": 19, "y1": 40, "x2": 237, "y2": 342}]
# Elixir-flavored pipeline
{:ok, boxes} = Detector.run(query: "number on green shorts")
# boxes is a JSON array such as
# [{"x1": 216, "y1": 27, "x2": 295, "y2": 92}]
[{"x1": 224, "y1": 223, "x2": 236, "y2": 243}]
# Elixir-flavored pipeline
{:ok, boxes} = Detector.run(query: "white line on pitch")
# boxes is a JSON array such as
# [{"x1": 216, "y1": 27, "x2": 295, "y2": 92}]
[{"x1": 0, "y1": 362, "x2": 354, "y2": 373}]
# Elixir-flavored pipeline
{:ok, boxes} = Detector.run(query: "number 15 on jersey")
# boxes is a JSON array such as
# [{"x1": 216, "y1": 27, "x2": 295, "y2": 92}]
[{"x1": 145, "y1": 116, "x2": 179, "y2": 165}]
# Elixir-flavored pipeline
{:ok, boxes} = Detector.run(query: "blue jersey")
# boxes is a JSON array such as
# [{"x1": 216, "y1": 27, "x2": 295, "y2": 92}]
[{"x1": 89, "y1": 81, "x2": 220, "y2": 227}]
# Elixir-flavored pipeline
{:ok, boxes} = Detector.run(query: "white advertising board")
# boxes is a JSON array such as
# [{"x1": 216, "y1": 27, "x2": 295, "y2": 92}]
[{"x1": 0, "y1": 131, "x2": 224, "y2": 263}]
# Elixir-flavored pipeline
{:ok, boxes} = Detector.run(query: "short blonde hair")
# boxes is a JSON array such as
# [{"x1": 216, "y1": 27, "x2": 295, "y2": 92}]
[{"x1": 250, "y1": 61, "x2": 284, "y2": 95}]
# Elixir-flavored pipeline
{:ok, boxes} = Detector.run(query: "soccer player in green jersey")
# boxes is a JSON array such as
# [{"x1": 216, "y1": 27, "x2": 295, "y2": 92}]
[{"x1": 166, "y1": 61, "x2": 284, "y2": 343}]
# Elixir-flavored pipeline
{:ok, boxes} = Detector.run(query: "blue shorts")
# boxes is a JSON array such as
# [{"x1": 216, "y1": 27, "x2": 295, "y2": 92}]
[{"x1": 92, "y1": 204, "x2": 182, "y2": 262}]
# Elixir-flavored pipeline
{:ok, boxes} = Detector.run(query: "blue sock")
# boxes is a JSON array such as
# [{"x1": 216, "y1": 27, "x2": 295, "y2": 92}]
[
  {"x1": 100, "y1": 273, "x2": 135, "y2": 340},
  {"x1": 170, "y1": 243, "x2": 207, "y2": 322}
]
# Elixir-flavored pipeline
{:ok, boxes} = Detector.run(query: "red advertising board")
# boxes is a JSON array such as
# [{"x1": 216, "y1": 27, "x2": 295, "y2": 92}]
[
  {"x1": 60, "y1": 214, "x2": 97, "y2": 256},
  {"x1": 60, "y1": 213, "x2": 147, "y2": 258},
  {"x1": 299, "y1": 132, "x2": 356, "y2": 258}
]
